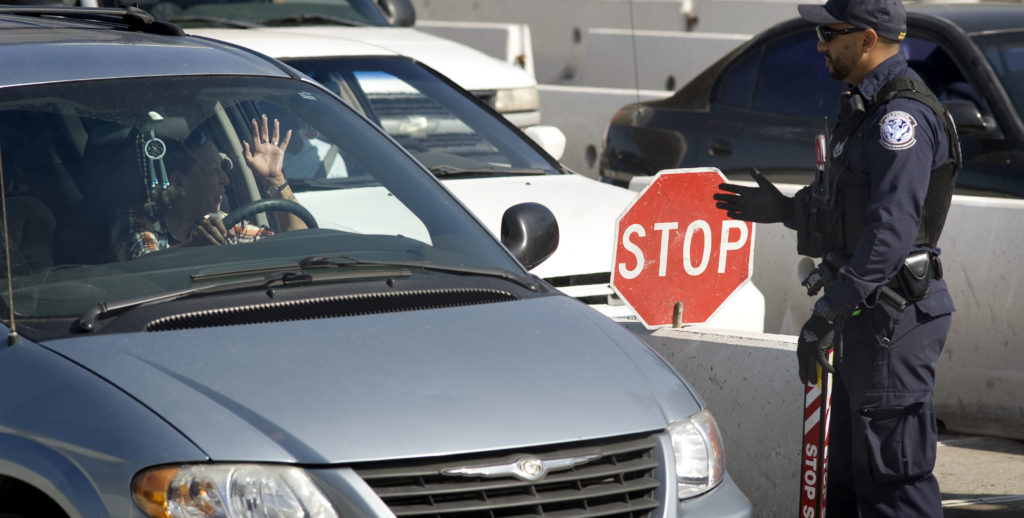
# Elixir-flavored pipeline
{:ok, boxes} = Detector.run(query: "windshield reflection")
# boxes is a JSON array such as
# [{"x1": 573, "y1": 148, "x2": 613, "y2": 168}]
[{"x1": 0, "y1": 75, "x2": 521, "y2": 320}]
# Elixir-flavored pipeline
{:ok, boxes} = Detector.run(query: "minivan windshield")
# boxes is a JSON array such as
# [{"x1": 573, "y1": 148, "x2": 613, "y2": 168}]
[
  {"x1": 99, "y1": 0, "x2": 389, "y2": 27},
  {"x1": 0, "y1": 75, "x2": 523, "y2": 323}
]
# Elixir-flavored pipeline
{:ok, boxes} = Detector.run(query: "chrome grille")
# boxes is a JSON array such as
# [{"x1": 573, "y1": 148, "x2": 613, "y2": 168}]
[{"x1": 355, "y1": 434, "x2": 660, "y2": 518}]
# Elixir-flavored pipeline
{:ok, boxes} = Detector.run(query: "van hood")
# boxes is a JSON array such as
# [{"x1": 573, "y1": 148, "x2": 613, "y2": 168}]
[{"x1": 43, "y1": 296, "x2": 697, "y2": 464}]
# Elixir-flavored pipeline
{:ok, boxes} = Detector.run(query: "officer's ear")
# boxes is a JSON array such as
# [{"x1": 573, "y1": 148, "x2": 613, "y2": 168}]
[{"x1": 862, "y1": 28, "x2": 879, "y2": 51}]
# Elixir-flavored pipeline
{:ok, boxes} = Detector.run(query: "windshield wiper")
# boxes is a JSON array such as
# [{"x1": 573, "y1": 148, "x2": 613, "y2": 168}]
[
  {"x1": 76, "y1": 270, "x2": 309, "y2": 332},
  {"x1": 75, "y1": 264, "x2": 410, "y2": 332},
  {"x1": 261, "y1": 14, "x2": 364, "y2": 27},
  {"x1": 167, "y1": 15, "x2": 260, "y2": 28},
  {"x1": 429, "y1": 166, "x2": 549, "y2": 178},
  {"x1": 298, "y1": 255, "x2": 538, "y2": 291}
]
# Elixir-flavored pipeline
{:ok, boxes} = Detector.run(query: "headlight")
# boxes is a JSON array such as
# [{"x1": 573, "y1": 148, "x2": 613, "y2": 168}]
[
  {"x1": 668, "y1": 409, "x2": 726, "y2": 499},
  {"x1": 494, "y1": 87, "x2": 540, "y2": 113},
  {"x1": 132, "y1": 464, "x2": 338, "y2": 518}
]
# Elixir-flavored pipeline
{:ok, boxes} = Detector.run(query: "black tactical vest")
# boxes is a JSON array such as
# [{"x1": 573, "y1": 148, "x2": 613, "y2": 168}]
[{"x1": 795, "y1": 76, "x2": 962, "y2": 258}]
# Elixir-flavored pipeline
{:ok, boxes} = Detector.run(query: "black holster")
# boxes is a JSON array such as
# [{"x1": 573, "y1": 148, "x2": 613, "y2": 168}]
[{"x1": 891, "y1": 252, "x2": 940, "y2": 302}]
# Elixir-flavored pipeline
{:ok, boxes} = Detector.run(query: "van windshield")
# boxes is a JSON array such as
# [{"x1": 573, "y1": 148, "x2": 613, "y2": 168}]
[{"x1": 0, "y1": 75, "x2": 522, "y2": 323}]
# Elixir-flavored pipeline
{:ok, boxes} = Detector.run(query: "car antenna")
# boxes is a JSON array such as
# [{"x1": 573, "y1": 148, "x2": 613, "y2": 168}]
[
  {"x1": 627, "y1": 0, "x2": 642, "y2": 104},
  {"x1": 0, "y1": 145, "x2": 17, "y2": 346}
]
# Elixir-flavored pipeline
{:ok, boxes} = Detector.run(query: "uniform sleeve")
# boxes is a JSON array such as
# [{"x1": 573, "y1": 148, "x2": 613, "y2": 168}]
[{"x1": 824, "y1": 100, "x2": 944, "y2": 314}]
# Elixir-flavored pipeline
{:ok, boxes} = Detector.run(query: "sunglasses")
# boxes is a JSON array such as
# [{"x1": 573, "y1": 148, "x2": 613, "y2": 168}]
[{"x1": 816, "y1": 25, "x2": 866, "y2": 43}]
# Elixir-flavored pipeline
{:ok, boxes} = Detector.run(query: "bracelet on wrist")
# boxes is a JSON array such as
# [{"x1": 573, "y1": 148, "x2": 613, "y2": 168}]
[{"x1": 266, "y1": 181, "x2": 289, "y2": 198}]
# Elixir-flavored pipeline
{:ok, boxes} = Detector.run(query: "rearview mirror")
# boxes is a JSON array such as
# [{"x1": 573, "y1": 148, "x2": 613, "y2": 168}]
[{"x1": 500, "y1": 202, "x2": 559, "y2": 270}]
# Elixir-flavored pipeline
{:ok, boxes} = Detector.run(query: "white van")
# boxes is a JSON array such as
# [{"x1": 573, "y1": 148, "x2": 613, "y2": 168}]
[{"x1": 103, "y1": 0, "x2": 543, "y2": 129}]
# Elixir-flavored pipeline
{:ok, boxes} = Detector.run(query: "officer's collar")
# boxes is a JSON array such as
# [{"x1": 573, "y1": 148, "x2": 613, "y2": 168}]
[{"x1": 850, "y1": 53, "x2": 909, "y2": 102}]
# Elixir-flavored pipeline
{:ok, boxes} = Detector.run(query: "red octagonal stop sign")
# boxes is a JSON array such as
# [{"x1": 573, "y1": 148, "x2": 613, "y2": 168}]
[{"x1": 611, "y1": 168, "x2": 754, "y2": 328}]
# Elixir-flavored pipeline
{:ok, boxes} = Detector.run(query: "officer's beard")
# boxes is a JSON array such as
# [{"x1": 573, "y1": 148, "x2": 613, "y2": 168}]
[{"x1": 825, "y1": 52, "x2": 855, "y2": 83}]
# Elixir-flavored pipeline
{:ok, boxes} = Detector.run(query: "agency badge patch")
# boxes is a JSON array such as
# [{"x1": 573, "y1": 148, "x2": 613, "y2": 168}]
[{"x1": 880, "y1": 111, "x2": 917, "y2": 150}]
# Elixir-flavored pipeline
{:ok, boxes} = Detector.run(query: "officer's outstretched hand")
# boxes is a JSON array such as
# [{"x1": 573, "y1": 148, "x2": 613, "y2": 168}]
[
  {"x1": 796, "y1": 313, "x2": 836, "y2": 385},
  {"x1": 713, "y1": 168, "x2": 792, "y2": 224}
]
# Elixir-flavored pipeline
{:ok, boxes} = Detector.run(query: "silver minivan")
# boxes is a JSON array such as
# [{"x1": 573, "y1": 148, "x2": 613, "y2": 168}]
[{"x1": 0, "y1": 6, "x2": 751, "y2": 517}]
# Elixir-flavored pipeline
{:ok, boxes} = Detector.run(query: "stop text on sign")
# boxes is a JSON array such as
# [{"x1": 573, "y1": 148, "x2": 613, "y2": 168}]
[
  {"x1": 617, "y1": 219, "x2": 750, "y2": 279},
  {"x1": 610, "y1": 168, "x2": 754, "y2": 328}
]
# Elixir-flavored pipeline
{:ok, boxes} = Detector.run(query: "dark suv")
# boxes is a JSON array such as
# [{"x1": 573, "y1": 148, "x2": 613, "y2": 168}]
[{"x1": 600, "y1": 3, "x2": 1024, "y2": 198}]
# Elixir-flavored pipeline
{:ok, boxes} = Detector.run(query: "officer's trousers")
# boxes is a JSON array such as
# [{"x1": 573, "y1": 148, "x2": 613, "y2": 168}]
[{"x1": 826, "y1": 281, "x2": 954, "y2": 518}]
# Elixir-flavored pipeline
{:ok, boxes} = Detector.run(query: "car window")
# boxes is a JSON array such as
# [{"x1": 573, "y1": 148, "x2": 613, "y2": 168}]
[
  {"x1": 287, "y1": 57, "x2": 562, "y2": 176},
  {"x1": 715, "y1": 48, "x2": 758, "y2": 109},
  {"x1": 902, "y1": 37, "x2": 984, "y2": 108},
  {"x1": 0, "y1": 75, "x2": 522, "y2": 320},
  {"x1": 752, "y1": 32, "x2": 843, "y2": 119},
  {"x1": 973, "y1": 31, "x2": 1024, "y2": 117}
]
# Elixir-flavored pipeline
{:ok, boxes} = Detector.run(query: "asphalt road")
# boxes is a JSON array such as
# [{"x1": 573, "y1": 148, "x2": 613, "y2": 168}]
[{"x1": 937, "y1": 431, "x2": 1024, "y2": 517}]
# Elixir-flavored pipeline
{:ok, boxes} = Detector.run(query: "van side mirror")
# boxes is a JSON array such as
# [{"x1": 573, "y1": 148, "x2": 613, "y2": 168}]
[
  {"x1": 375, "y1": 0, "x2": 415, "y2": 26},
  {"x1": 500, "y1": 202, "x2": 559, "y2": 270},
  {"x1": 945, "y1": 99, "x2": 991, "y2": 136},
  {"x1": 523, "y1": 125, "x2": 567, "y2": 161}
]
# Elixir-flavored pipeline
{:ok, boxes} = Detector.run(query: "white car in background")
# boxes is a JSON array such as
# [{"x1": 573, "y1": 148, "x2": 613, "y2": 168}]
[
  {"x1": 194, "y1": 30, "x2": 765, "y2": 329},
  {"x1": 104, "y1": 0, "x2": 542, "y2": 129}
]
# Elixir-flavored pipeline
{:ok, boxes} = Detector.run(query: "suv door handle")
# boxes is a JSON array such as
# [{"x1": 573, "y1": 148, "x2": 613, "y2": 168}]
[{"x1": 708, "y1": 138, "x2": 732, "y2": 157}]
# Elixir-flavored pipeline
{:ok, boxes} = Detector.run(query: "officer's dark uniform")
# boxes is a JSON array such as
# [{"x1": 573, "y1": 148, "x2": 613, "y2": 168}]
[{"x1": 787, "y1": 54, "x2": 958, "y2": 517}]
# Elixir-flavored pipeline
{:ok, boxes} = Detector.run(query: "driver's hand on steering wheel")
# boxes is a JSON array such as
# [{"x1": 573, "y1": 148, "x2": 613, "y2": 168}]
[{"x1": 187, "y1": 213, "x2": 230, "y2": 247}]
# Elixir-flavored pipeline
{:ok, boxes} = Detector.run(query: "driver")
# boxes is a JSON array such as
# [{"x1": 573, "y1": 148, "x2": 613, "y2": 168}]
[{"x1": 118, "y1": 115, "x2": 307, "y2": 259}]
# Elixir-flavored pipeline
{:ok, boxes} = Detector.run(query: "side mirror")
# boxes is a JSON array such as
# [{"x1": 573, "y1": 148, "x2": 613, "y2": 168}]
[
  {"x1": 500, "y1": 202, "x2": 559, "y2": 270},
  {"x1": 945, "y1": 99, "x2": 990, "y2": 136},
  {"x1": 374, "y1": 0, "x2": 415, "y2": 26},
  {"x1": 523, "y1": 125, "x2": 567, "y2": 161}
]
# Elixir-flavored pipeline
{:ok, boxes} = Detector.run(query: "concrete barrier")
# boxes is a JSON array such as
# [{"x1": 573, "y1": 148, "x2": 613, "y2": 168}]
[
  {"x1": 414, "y1": 20, "x2": 536, "y2": 77},
  {"x1": 626, "y1": 324, "x2": 800, "y2": 518},
  {"x1": 537, "y1": 84, "x2": 667, "y2": 178},
  {"x1": 695, "y1": 0, "x2": 802, "y2": 34},
  {"x1": 411, "y1": 0, "x2": 695, "y2": 84},
  {"x1": 580, "y1": 28, "x2": 749, "y2": 90}
]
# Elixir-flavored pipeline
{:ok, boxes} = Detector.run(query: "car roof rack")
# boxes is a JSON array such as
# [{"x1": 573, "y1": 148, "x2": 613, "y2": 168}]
[{"x1": 0, "y1": 5, "x2": 185, "y2": 36}]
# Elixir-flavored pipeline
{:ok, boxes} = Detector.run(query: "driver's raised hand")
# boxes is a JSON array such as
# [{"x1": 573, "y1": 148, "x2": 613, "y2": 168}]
[{"x1": 242, "y1": 114, "x2": 293, "y2": 191}]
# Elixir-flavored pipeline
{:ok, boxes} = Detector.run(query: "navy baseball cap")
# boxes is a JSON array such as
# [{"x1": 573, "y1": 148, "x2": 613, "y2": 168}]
[{"x1": 798, "y1": 0, "x2": 907, "y2": 41}]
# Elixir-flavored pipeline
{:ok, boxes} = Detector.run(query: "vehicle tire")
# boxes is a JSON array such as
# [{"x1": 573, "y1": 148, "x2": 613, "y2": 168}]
[{"x1": 375, "y1": 0, "x2": 415, "y2": 26}]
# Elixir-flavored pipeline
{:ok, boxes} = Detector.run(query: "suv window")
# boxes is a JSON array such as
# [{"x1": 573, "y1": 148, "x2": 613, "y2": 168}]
[{"x1": 752, "y1": 32, "x2": 842, "y2": 119}]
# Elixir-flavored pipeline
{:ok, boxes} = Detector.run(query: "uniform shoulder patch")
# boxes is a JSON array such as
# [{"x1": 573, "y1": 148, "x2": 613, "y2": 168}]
[{"x1": 879, "y1": 110, "x2": 917, "y2": 150}]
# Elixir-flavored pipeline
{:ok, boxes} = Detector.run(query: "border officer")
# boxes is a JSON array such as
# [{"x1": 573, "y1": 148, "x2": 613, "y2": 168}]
[{"x1": 713, "y1": 0, "x2": 961, "y2": 515}]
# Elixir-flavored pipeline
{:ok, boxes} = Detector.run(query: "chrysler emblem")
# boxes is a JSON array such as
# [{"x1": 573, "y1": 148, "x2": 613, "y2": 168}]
[{"x1": 442, "y1": 454, "x2": 600, "y2": 482}]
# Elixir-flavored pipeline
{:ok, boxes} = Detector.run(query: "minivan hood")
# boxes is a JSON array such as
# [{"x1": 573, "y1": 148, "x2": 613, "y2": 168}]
[{"x1": 44, "y1": 296, "x2": 696, "y2": 464}]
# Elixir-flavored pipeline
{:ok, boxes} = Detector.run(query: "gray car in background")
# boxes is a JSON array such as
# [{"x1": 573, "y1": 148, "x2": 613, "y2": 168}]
[{"x1": 0, "y1": 6, "x2": 751, "y2": 517}]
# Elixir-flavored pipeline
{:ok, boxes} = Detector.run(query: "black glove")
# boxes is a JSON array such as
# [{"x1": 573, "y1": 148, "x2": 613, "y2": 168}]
[
  {"x1": 797, "y1": 313, "x2": 836, "y2": 385},
  {"x1": 713, "y1": 168, "x2": 793, "y2": 223}
]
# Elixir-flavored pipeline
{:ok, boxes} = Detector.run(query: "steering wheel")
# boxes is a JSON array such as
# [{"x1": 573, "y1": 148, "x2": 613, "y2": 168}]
[{"x1": 221, "y1": 198, "x2": 318, "y2": 231}]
